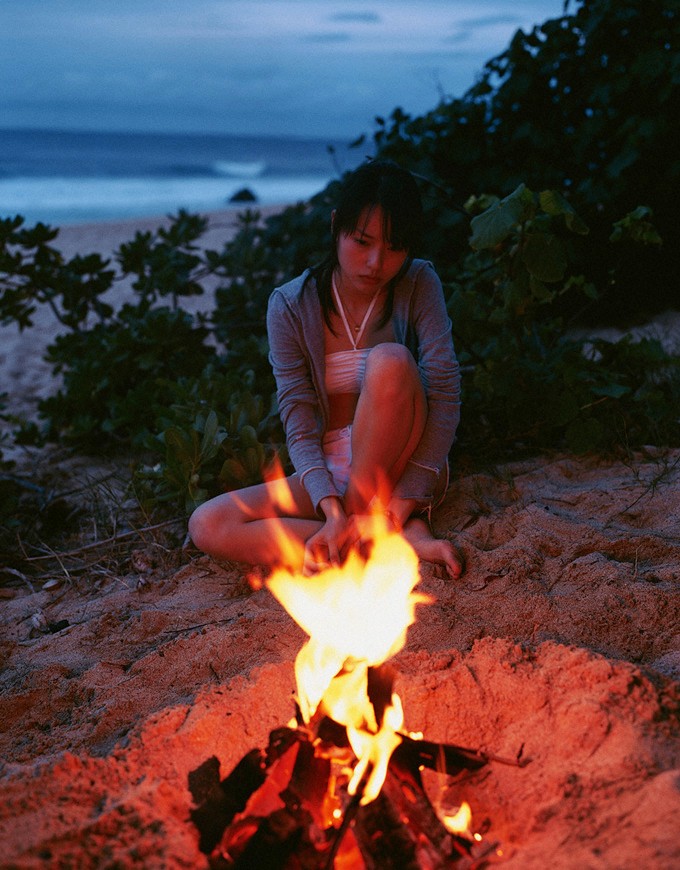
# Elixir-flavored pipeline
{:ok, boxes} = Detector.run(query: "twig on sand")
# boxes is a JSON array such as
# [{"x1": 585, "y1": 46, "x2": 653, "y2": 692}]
[
  {"x1": 617, "y1": 450, "x2": 680, "y2": 516},
  {"x1": 24, "y1": 517, "x2": 184, "y2": 563},
  {"x1": 161, "y1": 617, "x2": 236, "y2": 638}
]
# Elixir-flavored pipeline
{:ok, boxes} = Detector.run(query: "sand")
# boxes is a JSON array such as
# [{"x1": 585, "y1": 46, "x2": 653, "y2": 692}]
[{"x1": 0, "y1": 210, "x2": 678, "y2": 868}]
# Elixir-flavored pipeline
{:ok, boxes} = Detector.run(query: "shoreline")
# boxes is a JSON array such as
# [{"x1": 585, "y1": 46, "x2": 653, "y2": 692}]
[{"x1": 48, "y1": 204, "x2": 289, "y2": 261}]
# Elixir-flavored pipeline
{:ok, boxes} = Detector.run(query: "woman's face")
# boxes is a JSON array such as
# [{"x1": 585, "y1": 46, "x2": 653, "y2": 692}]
[{"x1": 335, "y1": 205, "x2": 408, "y2": 295}]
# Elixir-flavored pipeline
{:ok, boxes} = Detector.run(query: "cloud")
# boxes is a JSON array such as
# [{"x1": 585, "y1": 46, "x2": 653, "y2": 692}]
[
  {"x1": 329, "y1": 12, "x2": 381, "y2": 23},
  {"x1": 459, "y1": 14, "x2": 525, "y2": 27},
  {"x1": 1, "y1": 0, "x2": 567, "y2": 136},
  {"x1": 443, "y1": 14, "x2": 526, "y2": 46}
]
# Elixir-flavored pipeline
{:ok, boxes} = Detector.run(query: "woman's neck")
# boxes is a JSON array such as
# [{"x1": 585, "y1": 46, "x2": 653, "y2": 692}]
[{"x1": 333, "y1": 270, "x2": 386, "y2": 303}]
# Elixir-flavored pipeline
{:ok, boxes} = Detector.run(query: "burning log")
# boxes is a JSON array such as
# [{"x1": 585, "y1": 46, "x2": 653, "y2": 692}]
[
  {"x1": 189, "y1": 665, "x2": 523, "y2": 868},
  {"x1": 189, "y1": 724, "x2": 491, "y2": 868}
]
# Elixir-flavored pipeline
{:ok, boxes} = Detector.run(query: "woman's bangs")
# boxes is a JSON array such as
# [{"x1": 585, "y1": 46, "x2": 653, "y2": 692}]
[{"x1": 380, "y1": 202, "x2": 413, "y2": 251}]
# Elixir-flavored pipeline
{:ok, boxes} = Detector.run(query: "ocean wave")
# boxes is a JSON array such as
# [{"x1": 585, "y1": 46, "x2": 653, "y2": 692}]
[{"x1": 213, "y1": 160, "x2": 267, "y2": 179}]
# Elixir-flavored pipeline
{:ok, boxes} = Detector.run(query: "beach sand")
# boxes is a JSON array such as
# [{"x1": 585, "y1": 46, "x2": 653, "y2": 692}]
[{"x1": 1, "y1": 210, "x2": 679, "y2": 868}]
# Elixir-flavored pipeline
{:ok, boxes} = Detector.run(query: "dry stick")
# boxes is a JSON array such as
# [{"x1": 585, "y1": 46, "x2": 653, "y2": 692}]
[
  {"x1": 323, "y1": 766, "x2": 372, "y2": 870},
  {"x1": 40, "y1": 542, "x2": 73, "y2": 582},
  {"x1": 1, "y1": 567, "x2": 35, "y2": 594},
  {"x1": 24, "y1": 517, "x2": 184, "y2": 563},
  {"x1": 324, "y1": 791, "x2": 363, "y2": 870},
  {"x1": 161, "y1": 617, "x2": 236, "y2": 638},
  {"x1": 617, "y1": 450, "x2": 680, "y2": 516}
]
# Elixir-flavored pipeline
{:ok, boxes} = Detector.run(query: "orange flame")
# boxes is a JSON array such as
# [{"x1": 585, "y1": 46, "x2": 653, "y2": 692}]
[
  {"x1": 266, "y1": 521, "x2": 432, "y2": 804},
  {"x1": 262, "y1": 455, "x2": 298, "y2": 514},
  {"x1": 442, "y1": 801, "x2": 473, "y2": 837},
  {"x1": 238, "y1": 457, "x2": 307, "y2": 585}
]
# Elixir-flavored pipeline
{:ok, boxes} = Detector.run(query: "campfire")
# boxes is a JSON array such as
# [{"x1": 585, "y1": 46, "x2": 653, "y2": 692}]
[{"x1": 189, "y1": 513, "x2": 525, "y2": 868}]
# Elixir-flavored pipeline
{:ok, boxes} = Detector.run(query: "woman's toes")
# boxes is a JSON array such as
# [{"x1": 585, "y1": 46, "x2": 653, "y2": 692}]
[{"x1": 409, "y1": 535, "x2": 464, "y2": 580}]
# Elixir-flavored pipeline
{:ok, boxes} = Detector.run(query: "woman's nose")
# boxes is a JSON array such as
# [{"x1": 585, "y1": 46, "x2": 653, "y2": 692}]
[{"x1": 367, "y1": 245, "x2": 383, "y2": 269}]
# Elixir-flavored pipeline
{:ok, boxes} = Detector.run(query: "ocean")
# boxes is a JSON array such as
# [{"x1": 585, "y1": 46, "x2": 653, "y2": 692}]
[{"x1": 0, "y1": 128, "x2": 365, "y2": 227}]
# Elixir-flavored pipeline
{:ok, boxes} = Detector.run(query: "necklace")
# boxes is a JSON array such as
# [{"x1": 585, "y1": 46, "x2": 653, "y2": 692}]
[
  {"x1": 346, "y1": 310, "x2": 362, "y2": 332},
  {"x1": 332, "y1": 275, "x2": 381, "y2": 351}
]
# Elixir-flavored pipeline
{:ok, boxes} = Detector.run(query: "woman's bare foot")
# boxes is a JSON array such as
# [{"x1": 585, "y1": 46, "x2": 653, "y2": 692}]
[{"x1": 403, "y1": 518, "x2": 464, "y2": 580}]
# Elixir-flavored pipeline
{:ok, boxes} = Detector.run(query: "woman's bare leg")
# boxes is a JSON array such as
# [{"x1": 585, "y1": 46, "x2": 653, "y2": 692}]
[
  {"x1": 188, "y1": 474, "x2": 321, "y2": 569},
  {"x1": 345, "y1": 343, "x2": 427, "y2": 514},
  {"x1": 346, "y1": 343, "x2": 464, "y2": 578}
]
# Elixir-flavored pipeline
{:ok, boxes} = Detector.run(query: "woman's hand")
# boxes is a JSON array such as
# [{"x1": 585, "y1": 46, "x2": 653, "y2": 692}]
[
  {"x1": 303, "y1": 497, "x2": 347, "y2": 575},
  {"x1": 338, "y1": 510, "x2": 401, "y2": 560}
]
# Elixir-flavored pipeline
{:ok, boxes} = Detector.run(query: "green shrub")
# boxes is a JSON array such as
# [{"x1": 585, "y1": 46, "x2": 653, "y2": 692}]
[
  {"x1": 40, "y1": 305, "x2": 216, "y2": 449},
  {"x1": 0, "y1": 215, "x2": 115, "y2": 330},
  {"x1": 3, "y1": 186, "x2": 679, "y2": 516},
  {"x1": 135, "y1": 366, "x2": 284, "y2": 513},
  {"x1": 447, "y1": 186, "x2": 680, "y2": 455}
]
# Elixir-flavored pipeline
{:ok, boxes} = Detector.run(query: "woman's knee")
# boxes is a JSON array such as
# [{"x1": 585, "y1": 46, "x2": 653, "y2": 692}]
[
  {"x1": 188, "y1": 494, "x2": 234, "y2": 550},
  {"x1": 364, "y1": 343, "x2": 420, "y2": 399}
]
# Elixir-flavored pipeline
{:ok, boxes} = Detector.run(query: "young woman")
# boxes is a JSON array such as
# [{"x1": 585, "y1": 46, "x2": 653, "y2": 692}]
[{"x1": 189, "y1": 160, "x2": 463, "y2": 577}]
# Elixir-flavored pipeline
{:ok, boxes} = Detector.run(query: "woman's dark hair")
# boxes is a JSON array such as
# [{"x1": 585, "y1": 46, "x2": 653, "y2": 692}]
[{"x1": 308, "y1": 159, "x2": 424, "y2": 329}]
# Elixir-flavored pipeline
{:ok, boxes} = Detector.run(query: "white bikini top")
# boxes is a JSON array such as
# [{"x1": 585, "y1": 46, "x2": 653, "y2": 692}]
[
  {"x1": 324, "y1": 275, "x2": 381, "y2": 395},
  {"x1": 325, "y1": 348, "x2": 370, "y2": 393}
]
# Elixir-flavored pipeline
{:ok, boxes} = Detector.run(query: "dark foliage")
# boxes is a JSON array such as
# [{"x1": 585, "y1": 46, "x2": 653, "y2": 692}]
[{"x1": 372, "y1": 0, "x2": 679, "y2": 321}]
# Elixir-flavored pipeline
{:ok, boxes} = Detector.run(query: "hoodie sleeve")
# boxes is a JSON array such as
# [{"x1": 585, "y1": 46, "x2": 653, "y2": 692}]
[{"x1": 266, "y1": 284, "x2": 340, "y2": 513}]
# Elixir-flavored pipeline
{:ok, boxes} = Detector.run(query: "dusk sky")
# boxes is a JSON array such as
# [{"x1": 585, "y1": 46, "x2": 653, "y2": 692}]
[{"x1": 2, "y1": 1, "x2": 568, "y2": 139}]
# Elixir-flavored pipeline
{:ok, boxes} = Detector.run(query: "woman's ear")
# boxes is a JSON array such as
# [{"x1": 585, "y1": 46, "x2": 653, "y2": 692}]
[{"x1": 330, "y1": 209, "x2": 336, "y2": 231}]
